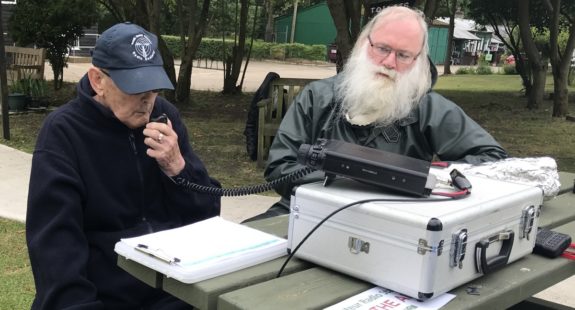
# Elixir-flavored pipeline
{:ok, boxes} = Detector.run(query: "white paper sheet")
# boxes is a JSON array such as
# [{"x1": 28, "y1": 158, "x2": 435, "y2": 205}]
[{"x1": 324, "y1": 286, "x2": 456, "y2": 310}]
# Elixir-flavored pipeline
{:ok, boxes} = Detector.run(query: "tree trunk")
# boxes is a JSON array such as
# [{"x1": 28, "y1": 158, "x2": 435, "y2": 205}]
[
  {"x1": 544, "y1": 0, "x2": 575, "y2": 118},
  {"x1": 516, "y1": 0, "x2": 545, "y2": 109},
  {"x1": 0, "y1": 2, "x2": 9, "y2": 140},
  {"x1": 326, "y1": 0, "x2": 362, "y2": 72},
  {"x1": 175, "y1": 0, "x2": 211, "y2": 105},
  {"x1": 552, "y1": 66, "x2": 569, "y2": 117},
  {"x1": 222, "y1": 0, "x2": 248, "y2": 94},
  {"x1": 264, "y1": 0, "x2": 274, "y2": 42},
  {"x1": 239, "y1": 3, "x2": 259, "y2": 90},
  {"x1": 423, "y1": 0, "x2": 440, "y2": 21},
  {"x1": 146, "y1": 0, "x2": 176, "y2": 103},
  {"x1": 158, "y1": 39, "x2": 177, "y2": 103},
  {"x1": 347, "y1": 1, "x2": 362, "y2": 42},
  {"x1": 529, "y1": 62, "x2": 547, "y2": 110},
  {"x1": 443, "y1": 0, "x2": 457, "y2": 75},
  {"x1": 513, "y1": 54, "x2": 531, "y2": 96}
]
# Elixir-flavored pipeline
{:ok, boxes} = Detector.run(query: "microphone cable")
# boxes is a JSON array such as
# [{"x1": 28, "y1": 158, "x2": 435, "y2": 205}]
[{"x1": 172, "y1": 166, "x2": 315, "y2": 197}]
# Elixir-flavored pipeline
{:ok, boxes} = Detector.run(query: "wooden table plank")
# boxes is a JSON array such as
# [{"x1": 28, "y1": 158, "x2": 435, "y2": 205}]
[
  {"x1": 558, "y1": 171, "x2": 575, "y2": 195},
  {"x1": 243, "y1": 215, "x2": 290, "y2": 238},
  {"x1": 539, "y1": 192, "x2": 575, "y2": 229},
  {"x1": 218, "y1": 268, "x2": 372, "y2": 310},
  {"x1": 163, "y1": 256, "x2": 313, "y2": 309}
]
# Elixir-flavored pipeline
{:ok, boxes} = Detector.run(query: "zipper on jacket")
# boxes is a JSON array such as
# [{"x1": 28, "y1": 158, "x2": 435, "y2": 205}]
[
  {"x1": 129, "y1": 132, "x2": 152, "y2": 232},
  {"x1": 128, "y1": 133, "x2": 138, "y2": 156}
]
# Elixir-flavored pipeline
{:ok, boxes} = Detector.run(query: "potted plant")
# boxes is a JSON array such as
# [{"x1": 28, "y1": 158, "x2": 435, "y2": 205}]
[
  {"x1": 28, "y1": 78, "x2": 49, "y2": 109},
  {"x1": 8, "y1": 78, "x2": 30, "y2": 111}
]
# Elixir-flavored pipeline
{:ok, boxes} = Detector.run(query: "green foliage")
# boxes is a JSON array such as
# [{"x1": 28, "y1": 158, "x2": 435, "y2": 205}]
[
  {"x1": 285, "y1": 43, "x2": 326, "y2": 61},
  {"x1": 8, "y1": 78, "x2": 48, "y2": 98},
  {"x1": 468, "y1": 0, "x2": 517, "y2": 27},
  {"x1": 195, "y1": 39, "x2": 232, "y2": 61},
  {"x1": 455, "y1": 65, "x2": 493, "y2": 75},
  {"x1": 8, "y1": 79, "x2": 27, "y2": 94},
  {"x1": 8, "y1": 0, "x2": 98, "y2": 87},
  {"x1": 162, "y1": 35, "x2": 181, "y2": 58},
  {"x1": 161, "y1": 36, "x2": 328, "y2": 62},
  {"x1": 475, "y1": 64, "x2": 493, "y2": 75},
  {"x1": 269, "y1": 44, "x2": 287, "y2": 60},
  {"x1": 249, "y1": 42, "x2": 275, "y2": 59},
  {"x1": 455, "y1": 67, "x2": 474, "y2": 74},
  {"x1": 503, "y1": 64, "x2": 518, "y2": 75}
]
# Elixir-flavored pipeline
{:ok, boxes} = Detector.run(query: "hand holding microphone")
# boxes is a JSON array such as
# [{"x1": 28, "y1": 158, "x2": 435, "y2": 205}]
[{"x1": 144, "y1": 113, "x2": 185, "y2": 177}]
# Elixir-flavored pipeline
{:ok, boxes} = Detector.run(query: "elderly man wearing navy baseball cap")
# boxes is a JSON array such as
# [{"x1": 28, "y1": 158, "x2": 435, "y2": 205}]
[{"x1": 26, "y1": 22, "x2": 221, "y2": 309}]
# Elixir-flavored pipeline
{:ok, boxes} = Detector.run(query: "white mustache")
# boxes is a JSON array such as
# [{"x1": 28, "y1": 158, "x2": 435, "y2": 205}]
[{"x1": 374, "y1": 66, "x2": 397, "y2": 80}]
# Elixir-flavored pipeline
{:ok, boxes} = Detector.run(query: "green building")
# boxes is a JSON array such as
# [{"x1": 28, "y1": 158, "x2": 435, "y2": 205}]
[
  {"x1": 274, "y1": 1, "x2": 450, "y2": 64},
  {"x1": 274, "y1": 2, "x2": 337, "y2": 46},
  {"x1": 427, "y1": 20, "x2": 449, "y2": 65}
]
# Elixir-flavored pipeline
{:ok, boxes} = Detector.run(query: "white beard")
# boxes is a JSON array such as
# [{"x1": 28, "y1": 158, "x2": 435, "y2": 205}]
[{"x1": 336, "y1": 44, "x2": 431, "y2": 127}]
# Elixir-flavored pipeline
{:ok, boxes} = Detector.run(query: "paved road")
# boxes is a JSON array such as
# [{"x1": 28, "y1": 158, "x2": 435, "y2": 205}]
[{"x1": 56, "y1": 59, "x2": 338, "y2": 92}]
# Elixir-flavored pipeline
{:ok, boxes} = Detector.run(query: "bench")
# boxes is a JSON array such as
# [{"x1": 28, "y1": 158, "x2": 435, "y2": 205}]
[
  {"x1": 5, "y1": 46, "x2": 46, "y2": 85},
  {"x1": 256, "y1": 78, "x2": 317, "y2": 167}
]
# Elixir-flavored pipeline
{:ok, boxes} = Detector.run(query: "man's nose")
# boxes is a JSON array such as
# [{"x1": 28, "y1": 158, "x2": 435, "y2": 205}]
[{"x1": 380, "y1": 52, "x2": 397, "y2": 70}]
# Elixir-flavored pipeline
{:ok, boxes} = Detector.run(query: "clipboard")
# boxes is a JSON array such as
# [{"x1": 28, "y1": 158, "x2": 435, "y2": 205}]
[{"x1": 114, "y1": 216, "x2": 287, "y2": 283}]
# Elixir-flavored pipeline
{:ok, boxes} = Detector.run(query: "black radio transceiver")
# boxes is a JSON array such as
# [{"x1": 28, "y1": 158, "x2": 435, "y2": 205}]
[{"x1": 297, "y1": 139, "x2": 436, "y2": 197}]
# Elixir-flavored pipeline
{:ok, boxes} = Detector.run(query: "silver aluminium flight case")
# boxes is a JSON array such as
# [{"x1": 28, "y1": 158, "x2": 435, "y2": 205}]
[{"x1": 287, "y1": 174, "x2": 544, "y2": 300}]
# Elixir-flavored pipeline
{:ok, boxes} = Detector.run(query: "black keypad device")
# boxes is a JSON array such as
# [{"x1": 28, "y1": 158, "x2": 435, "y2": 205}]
[{"x1": 533, "y1": 229, "x2": 572, "y2": 258}]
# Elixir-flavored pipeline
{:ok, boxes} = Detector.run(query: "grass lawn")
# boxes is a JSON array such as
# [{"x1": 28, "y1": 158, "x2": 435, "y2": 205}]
[
  {"x1": 435, "y1": 74, "x2": 575, "y2": 173},
  {"x1": 0, "y1": 72, "x2": 574, "y2": 308}
]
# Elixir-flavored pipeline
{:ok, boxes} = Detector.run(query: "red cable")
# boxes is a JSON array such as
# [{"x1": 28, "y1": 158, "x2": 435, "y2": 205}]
[
  {"x1": 431, "y1": 161, "x2": 450, "y2": 168},
  {"x1": 432, "y1": 188, "x2": 470, "y2": 198},
  {"x1": 561, "y1": 243, "x2": 575, "y2": 260}
]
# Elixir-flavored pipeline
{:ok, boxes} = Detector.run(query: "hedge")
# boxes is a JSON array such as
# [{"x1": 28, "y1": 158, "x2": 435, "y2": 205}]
[{"x1": 162, "y1": 35, "x2": 328, "y2": 62}]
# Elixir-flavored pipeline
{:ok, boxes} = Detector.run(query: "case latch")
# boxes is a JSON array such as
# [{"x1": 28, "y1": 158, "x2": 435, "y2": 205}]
[
  {"x1": 348, "y1": 237, "x2": 370, "y2": 254},
  {"x1": 450, "y1": 229, "x2": 468, "y2": 269},
  {"x1": 417, "y1": 239, "x2": 444, "y2": 256},
  {"x1": 520, "y1": 205, "x2": 537, "y2": 240}
]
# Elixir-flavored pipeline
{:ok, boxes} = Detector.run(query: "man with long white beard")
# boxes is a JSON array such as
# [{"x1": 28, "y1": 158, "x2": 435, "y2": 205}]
[{"x1": 251, "y1": 6, "x2": 507, "y2": 220}]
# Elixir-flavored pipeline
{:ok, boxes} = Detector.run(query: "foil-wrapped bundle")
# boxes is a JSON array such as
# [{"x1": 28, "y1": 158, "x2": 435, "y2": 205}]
[{"x1": 449, "y1": 157, "x2": 560, "y2": 200}]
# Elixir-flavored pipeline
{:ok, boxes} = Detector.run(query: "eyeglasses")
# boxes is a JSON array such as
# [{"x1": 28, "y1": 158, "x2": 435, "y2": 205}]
[
  {"x1": 99, "y1": 68, "x2": 160, "y2": 94},
  {"x1": 367, "y1": 35, "x2": 418, "y2": 65}
]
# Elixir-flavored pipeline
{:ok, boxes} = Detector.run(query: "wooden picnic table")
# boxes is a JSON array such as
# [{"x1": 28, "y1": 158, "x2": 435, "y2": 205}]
[{"x1": 118, "y1": 172, "x2": 575, "y2": 309}]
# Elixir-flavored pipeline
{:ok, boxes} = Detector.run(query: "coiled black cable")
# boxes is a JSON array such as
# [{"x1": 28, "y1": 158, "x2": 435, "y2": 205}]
[{"x1": 172, "y1": 166, "x2": 315, "y2": 196}]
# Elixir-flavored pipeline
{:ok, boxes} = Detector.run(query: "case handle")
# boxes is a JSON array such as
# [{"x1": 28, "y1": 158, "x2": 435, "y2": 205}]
[{"x1": 475, "y1": 230, "x2": 515, "y2": 274}]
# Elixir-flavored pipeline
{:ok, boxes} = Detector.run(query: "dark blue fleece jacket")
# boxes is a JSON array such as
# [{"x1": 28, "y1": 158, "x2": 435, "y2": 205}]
[{"x1": 26, "y1": 74, "x2": 220, "y2": 309}]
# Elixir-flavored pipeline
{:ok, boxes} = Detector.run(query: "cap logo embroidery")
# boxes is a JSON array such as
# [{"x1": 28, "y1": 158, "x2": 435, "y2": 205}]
[{"x1": 131, "y1": 33, "x2": 155, "y2": 61}]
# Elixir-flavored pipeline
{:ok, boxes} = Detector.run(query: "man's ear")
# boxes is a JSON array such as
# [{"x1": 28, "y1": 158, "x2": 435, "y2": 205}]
[{"x1": 87, "y1": 67, "x2": 105, "y2": 96}]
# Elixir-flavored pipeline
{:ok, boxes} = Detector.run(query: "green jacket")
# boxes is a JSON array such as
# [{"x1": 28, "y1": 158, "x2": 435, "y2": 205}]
[{"x1": 265, "y1": 74, "x2": 508, "y2": 206}]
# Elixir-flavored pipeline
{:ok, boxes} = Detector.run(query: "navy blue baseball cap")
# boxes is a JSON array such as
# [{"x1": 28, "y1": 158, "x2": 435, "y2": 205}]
[{"x1": 91, "y1": 22, "x2": 174, "y2": 94}]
